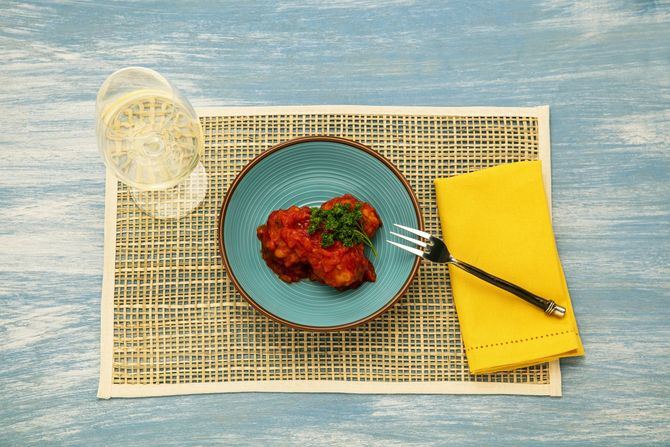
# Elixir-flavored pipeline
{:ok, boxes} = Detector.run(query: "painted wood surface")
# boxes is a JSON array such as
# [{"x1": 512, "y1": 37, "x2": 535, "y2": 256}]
[{"x1": 1, "y1": 1, "x2": 668, "y2": 445}]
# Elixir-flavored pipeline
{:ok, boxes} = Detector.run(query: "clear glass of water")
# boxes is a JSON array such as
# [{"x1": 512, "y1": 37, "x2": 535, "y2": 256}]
[{"x1": 96, "y1": 67, "x2": 207, "y2": 219}]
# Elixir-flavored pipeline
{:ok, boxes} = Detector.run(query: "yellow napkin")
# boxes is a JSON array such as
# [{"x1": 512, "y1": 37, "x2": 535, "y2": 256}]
[{"x1": 434, "y1": 161, "x2": 584, "y2": 374}]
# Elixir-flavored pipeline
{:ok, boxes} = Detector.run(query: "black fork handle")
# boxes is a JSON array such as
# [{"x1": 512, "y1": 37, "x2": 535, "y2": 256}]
[{"x1": 449, "y1": 258, "x2": 566, "y2": 318}]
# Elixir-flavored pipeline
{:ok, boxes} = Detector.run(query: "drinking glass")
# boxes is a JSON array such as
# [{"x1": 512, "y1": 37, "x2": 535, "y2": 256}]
[{"x1": 96, "y1": 67, "x2": 207, "y2": 219}]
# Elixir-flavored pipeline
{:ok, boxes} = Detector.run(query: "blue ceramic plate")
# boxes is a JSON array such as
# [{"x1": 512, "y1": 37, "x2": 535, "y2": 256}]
[{"x1": 218, "y1": 136, "x2": 422, "y2": 331}]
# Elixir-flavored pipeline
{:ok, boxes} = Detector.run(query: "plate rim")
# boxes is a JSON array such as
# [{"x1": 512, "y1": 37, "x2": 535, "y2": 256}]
[{"x1": 218, "y1": 135, "x2": 423, "y2": 331}]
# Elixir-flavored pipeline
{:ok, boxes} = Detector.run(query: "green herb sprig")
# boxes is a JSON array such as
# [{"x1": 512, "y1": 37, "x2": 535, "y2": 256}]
[{"x1": 307, "y1": 203, "x2": 378, "y2": 257}]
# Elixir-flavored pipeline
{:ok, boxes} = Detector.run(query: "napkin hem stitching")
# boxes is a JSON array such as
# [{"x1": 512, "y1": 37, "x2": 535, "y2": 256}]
[{"x1": 466, "y1": 330, "x2": 576, "y2": 351}]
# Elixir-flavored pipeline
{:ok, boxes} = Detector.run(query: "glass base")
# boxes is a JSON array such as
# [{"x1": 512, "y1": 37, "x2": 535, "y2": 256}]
[{"x1": 131, "y1": 162, "x2": 208, "y2": 219}]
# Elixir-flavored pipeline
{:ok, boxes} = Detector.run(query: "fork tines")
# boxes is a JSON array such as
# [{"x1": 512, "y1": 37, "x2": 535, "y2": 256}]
[{"x1": 387, "y1": 224, "x2": 430, "y2": 258}]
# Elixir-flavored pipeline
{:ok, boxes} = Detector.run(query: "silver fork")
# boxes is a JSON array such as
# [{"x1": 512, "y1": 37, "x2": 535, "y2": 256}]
[{"x1": 388, "y1": 224, "x2": 566, "y2": 318}]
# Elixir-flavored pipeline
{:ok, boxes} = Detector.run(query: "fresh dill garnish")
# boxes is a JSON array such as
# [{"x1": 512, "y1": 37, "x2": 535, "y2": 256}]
[{"x1": 308, "y1": 202, "x2": 378, "y2": 256}]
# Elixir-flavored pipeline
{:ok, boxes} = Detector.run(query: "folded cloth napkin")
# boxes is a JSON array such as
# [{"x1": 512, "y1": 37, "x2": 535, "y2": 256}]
[{"x1": 434, "y1": 161, "x2": 584, "y2": 374}]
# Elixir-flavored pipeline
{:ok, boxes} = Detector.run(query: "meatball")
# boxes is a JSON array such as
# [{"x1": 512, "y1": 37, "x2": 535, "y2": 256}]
[
  {"x1": 308, "y1": 241, "x2": 377, "y2": 290},
  {"x1": 256, "y1": 206, "x2": 313, "y2": 283}
]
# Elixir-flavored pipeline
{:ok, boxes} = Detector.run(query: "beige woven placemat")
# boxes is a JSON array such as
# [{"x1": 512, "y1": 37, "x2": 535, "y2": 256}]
[{"x1": 98, "y1": 105, "x2": 560, "y2": 398}]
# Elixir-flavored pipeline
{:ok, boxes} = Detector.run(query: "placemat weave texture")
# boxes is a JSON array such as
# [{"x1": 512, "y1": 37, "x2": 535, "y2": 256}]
[{"x1": 98, "y1": 106, "x2": 559, "y2": 398}]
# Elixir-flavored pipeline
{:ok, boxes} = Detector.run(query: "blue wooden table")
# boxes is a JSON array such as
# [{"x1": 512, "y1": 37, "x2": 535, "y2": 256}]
[{"x1": 1, "y1": 1, "x2": 668, "y2": 445}]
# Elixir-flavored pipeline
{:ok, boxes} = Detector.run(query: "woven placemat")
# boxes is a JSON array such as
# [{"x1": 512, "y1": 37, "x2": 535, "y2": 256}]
[{"x1": 98, "y1": 105, "x2": 560, "y2": 398}]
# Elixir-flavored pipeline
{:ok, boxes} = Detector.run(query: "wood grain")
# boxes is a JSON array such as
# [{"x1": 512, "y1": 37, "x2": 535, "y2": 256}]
[{"x1": 1, "y1": 0, "x2": 668, "y2": 445}]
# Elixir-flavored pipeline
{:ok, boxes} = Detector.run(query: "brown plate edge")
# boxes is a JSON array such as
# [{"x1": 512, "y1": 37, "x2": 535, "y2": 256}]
[{"x1": 217, "y1": 135, "x2": 424, "y2": 332}]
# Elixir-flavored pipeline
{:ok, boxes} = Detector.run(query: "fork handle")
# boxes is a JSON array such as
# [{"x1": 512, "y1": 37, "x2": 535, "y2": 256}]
[{"x1": 449, "y1": 258, "x2": 566, "y2": 318}]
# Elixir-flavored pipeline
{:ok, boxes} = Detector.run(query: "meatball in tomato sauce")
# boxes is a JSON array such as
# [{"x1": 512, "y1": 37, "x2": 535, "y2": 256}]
[
  {"x1": 257, "y1": 194, "x2": 381, "y2": 290},
  {"x1": 321, "y1": 194, "x2": 381, "y2": 237}
]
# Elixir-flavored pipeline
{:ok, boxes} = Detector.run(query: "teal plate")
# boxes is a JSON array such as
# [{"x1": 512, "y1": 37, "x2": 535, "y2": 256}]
[{"x1": 218, "y1": 136, "x2": 422, "y2": 331}]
